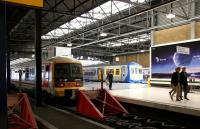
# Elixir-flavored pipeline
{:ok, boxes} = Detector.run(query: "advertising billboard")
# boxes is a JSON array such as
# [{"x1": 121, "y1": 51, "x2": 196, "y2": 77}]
[{"x1": 151, "y1": 40, "x2": 200, "y2": 81}]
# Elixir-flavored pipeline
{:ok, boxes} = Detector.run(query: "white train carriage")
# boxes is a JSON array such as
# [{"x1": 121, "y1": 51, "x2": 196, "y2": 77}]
[{"x1": 83, "y1": 62, "x2": 143, "y2": 83}]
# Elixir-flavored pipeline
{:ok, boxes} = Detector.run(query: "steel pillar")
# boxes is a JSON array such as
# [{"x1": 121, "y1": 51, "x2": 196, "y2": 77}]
[
  {"x1": 7, "y1": 34, "x2": 11, "y2": 90},
  {"x1": 35, "y1": 9, "x2": 42, "y2": 106},
  {"x1": 0, "y1": 3, "x2": 8, "y2": 129}
]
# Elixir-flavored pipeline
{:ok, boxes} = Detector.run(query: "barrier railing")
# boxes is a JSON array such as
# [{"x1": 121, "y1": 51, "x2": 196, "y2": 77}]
[
  {"x1": 77, "y1": 89, "x2": 128, "y2": 121},
  {"x1": 8, "y1": 93, "x2": 38, "y2": 129}
]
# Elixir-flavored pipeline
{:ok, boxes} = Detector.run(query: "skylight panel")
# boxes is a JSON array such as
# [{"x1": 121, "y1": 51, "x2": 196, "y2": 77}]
[
  {"x1": 131, "y1": 0, "x2": 146, "y2": 3},
  {"x1": 99, "y1": 33, "x2": 150, "y2": 47},
  {"x1": 42, "y1": 0, "x2": 141, "y2": 39}
]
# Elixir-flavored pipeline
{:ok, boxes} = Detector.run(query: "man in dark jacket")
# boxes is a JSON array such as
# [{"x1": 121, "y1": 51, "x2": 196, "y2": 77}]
[
  {"x1": 180, "y1": 67, "x2": 189, "y2": 100},
  {"x1": 170, "y1": 67, "x2": 181, "y2": 101},
  {"x1": 106, "y1": 71, "x2": 113, "y2": 90}
]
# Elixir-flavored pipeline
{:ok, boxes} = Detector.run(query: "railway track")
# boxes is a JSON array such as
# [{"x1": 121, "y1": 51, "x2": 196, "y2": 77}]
[{"x1": 47, "y1": 99, "x2": 188, "y2": 129}]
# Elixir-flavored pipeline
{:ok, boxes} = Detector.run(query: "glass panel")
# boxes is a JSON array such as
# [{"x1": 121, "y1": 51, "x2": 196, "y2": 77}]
[
  {"x1": 116, "y1": 69, "x2": 120, "y2": 75},
  {"x1": 139, "y1": 69, "x2": 142, "y2": 74},
  {"x1": 42, "y1": 0, "x2": 149, "y2": 39},
  {"x1": 70, "y1": 64, "x2": 82, "y2": 77},
  {"x1": 54, "y1": 63, "x2": 70, "y2": 80}
]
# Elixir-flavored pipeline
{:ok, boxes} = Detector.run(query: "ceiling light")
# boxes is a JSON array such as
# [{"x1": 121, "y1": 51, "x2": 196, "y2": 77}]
[
  {"x1": 138, "y1": 0, "x2": 145, "y2": 3},
  {"x1": 67, "y1": 43, "x2": 72, "y2": 47},
  {"x1": 166, "y1": 13, "x2": 175, "y2": 19},
  {"x1": 115, "y1": 57, "x2": 119, "y2": 62},
  {"x1": 140, "y1": 50, "x2": 145, "y2": 52},
  {"x1": 32, "y1": 54, "x2": 35, "y2": 58},
  {"x1": 100, "y1": 32, "x2": 108, "y2": 37}
]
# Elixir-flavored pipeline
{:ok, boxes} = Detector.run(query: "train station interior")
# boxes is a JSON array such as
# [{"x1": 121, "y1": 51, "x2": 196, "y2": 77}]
[{"x1": 0, "y1": 0, "x2": 200, "y2": 129}]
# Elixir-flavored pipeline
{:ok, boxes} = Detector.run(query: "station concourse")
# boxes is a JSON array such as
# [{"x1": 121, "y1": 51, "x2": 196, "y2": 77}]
[{"x1": 1, "y1": 0, "x2": 200, "y2": 129}]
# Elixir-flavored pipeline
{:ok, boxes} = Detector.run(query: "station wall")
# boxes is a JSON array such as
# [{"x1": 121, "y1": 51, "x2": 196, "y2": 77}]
[
  {"x1": 114, "y1": 52, "x2": 150, "y2": 68},
  {"x1": 153, "y1": 24, "x2": 191, "y2": 45},
  {"x1": 196, "y1": 22, "x2": 200, "y2": 38},
  {"x1": 153, "y1": 21, "x2": 200, "y2": 45},
  {"x1": 112, "y1": 20, "x2": 200, "y2": 68}
]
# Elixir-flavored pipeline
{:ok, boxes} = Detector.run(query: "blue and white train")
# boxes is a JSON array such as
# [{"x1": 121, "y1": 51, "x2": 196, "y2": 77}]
[{"x1": 83, "y1": 62, "x2": 143, "y2": 83}]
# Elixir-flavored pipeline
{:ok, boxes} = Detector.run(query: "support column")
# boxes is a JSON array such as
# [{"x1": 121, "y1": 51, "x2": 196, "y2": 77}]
[
  {"x1": 0, "y1": 4, "x2": 8, "y2": 129},
  {"x1": 7, "y1": 34, "x2": 11, "y2": 91},
  {"x1": 191, "y1": 21, "x2": 196, "y2": 39},
  {"x1": 35, "y1": 9, "x2": 42, "y2": 106},
  {"x1": 151, "y1": 30, "x2": 155, "y2": 46}
]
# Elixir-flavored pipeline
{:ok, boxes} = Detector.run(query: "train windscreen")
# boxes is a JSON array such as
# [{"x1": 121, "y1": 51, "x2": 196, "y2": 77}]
[
  {"x1": 71, "y1": 64, "x2": 82, "y2": 78},
  {"x1": 55, "y1": 63, "x2": 70, "y2": 80},
  {"x1": 54, "y1": 63, "x2": 82, "y2": 81}
]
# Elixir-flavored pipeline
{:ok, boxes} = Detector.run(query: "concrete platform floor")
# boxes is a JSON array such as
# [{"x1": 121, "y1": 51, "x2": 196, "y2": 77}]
[{"x1": 83, "y1": 82, "x2": 200, "y2": 117}]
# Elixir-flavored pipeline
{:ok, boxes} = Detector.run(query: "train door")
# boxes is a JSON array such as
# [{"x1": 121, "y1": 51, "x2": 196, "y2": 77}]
[
  {"x1": 98, "y1": 68, "x2": 103, "y2": 81},
  {"x1": 121, "y1": 66, "x2": 128, "y2": 82},
  {"x1": 42, "y1": 64, "x2": 50, "y2": 88}
]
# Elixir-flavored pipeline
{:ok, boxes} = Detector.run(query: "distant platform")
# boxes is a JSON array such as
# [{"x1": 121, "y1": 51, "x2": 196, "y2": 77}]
[
  {"x1": 110, "y1": 87, "x2": 200, "y2": 117},
  {"x1": 84, "y1": 82, "x2": 200, "y2": 117}
]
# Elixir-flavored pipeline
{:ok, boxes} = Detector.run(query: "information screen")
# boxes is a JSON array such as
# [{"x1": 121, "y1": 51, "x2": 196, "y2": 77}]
[{"x1": 151, "y1": 40, "x2": 200, "y2": 80}]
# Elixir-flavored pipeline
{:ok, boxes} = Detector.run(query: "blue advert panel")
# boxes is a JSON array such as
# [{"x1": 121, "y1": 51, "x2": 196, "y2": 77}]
[{"x1": 151, "y1": 40, "x2": 200, "y2": 80}]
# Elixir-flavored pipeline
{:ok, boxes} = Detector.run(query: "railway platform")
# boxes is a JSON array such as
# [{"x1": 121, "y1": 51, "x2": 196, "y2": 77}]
[{"x1": 84, "y1": 82, "x2": 200, "y2": 117}]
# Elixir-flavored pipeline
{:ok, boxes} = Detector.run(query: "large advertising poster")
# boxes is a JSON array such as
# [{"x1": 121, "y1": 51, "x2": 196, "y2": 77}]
[{"x1": 151, "y1": 40, "x2": 200, "y2": 81}]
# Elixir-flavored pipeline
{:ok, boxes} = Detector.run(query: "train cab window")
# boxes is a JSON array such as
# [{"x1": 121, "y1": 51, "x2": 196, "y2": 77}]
[
  {"x1": 139, "y1": 69, "x2": 142, "y2": 74},
  {"x1": 115, "y1": 69, "x2": 120, "y2": 75},
  {"x1": 131, "y1": 67, "x2": 135, "y2": 74},
  {"x1": 55, "y1": 63, "x2": 70, "y2": 80},
  {"x1": 135, "y1": 68, "x2": 138, "y2": 74},
  {"x1": 71, "y1": 64, "x2": 82, "y2": 77}
]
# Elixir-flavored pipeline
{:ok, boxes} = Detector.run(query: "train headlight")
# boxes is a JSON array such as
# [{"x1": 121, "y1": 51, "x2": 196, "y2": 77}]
[
  {"x1": 56, "y1": 83, "x2": 65, "y2": 87},
  {"x1": 76, "y1": 82, "x2": 81, "y2": 87}
]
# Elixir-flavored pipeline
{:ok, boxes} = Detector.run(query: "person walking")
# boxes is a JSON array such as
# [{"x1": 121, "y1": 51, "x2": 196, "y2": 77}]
[
  {"x1": 180, "y1": 67, "x2": 189, "y2": 100},
  {"x1": 170, "y1": 67, "x2": 181, "y2": 101},
  {"x1": 106, "y1": 71, "x2": 113, "y2": 90},
  {"x1": 169, "y1": 68, "x2": 176, "y2": 95}
]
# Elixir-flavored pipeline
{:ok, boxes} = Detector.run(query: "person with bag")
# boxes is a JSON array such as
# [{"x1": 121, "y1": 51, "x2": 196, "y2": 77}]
[{"x1": 180, "y1": 67, "x2": 190, "y2": 100}]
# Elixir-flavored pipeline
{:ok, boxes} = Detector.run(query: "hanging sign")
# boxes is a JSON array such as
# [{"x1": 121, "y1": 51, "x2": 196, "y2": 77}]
[{"x1": 2, "y1": 0, "x2": 44, "y2": 8}]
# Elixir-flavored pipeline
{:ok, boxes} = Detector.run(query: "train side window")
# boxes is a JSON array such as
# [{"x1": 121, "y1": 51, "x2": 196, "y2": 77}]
[
  {"x1": 106, "y1": 69, "x2": 114, "y2": 75},
  {"x1": 116, "y1": 69, "x2": 120, "y2": 75}
]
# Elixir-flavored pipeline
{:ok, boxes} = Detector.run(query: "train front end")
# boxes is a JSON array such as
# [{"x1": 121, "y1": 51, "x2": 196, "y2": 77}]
[{"x1": 51, "y1": 57, "x2": 84, "y2": 98}]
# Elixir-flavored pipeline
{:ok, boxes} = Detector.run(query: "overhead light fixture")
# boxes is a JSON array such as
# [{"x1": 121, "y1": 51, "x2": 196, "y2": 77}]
[
  {"x1": 67, "y1": 43, "x2": 72, "y2": 47},
  {"x1": 100, "y1": 32, "x2": 108, "y2": 37},
  {"x1": 166, "y1": 13, "x2": 175, "y2": 19},
  {"x1": 32, "y1": 54, "x2": 35, "y2": 58},
  {"x1": 115, "y1": 57, "x2": 119, "y2": 62},
  {"x1": 138, "y1": 0, "x2": 145, "y2": 3},
  {"x1": 140, "y1": 50, "x2": 145, "y2": 52}
]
